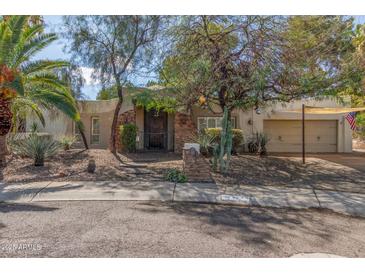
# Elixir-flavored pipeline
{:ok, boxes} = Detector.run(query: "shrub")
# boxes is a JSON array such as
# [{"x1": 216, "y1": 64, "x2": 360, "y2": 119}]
[
  {"x1": 195, "y1": 131, "x2": 215, "y2": 156},
  {"x1": 60, "y1": 135, "x2": 76, "y2": 151},
  {"x1": 120, "y1": 123, "x2": 138, "y2": 152},
  {"x1": 165, "y1": 168, "x2": 187, "y2": 183},
  {"x1": 205, "y1": 128, "x2": 244, "y2": 152},
  {"x1": 247, "y1": 132, "x2": 269, "y2": 156},
  {"x1": 257, "y1": 133, "x2": 269, "y2": 157},
  {"x1": 10, "y1": 133, "x2": 60, "y2": 166}
]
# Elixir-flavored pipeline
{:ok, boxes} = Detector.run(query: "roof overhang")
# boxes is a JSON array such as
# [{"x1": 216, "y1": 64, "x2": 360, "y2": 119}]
[{"x1": 278, "y1": 106, "x2": 365, "y2": 115}]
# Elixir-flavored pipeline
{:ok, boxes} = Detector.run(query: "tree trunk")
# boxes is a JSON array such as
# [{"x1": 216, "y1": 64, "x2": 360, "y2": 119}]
[
  {"x1": 0, "y1": 135, "x2": 7, "y2": 167},
  {"x1": 77, "y1": 123, "x2": 89, "y2": 150},
  {"x1": 110, "y1": 95, "x2": 123, "y2": 154}
]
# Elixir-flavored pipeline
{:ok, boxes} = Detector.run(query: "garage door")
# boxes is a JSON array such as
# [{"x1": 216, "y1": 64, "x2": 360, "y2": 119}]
[{"x1": 263, "y1": 120, "x2": 337, "y2": 153}]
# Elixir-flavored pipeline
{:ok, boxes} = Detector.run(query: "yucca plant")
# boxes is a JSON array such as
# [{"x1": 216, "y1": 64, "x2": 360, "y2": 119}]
[
  {"x1": 60, "y1": 135, "x2": 76, "y2": 151},
  {"x1": 10, "y1": 133, "x2": 60, "y2": 166},
  {"x1": 257, "y1": 133, "x2": 269, "y2": 157},
  {"x1": 195, "y1": 131, "x2": 215, "y2": 156},
  {"x1": 0, "y1": 16, "x2": 83, "y2": 166}
]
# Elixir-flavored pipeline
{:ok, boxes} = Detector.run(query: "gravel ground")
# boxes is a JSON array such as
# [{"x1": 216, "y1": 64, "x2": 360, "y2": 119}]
[
  {"x1": 211, "y1": 154, "x2": 365, "y2": 193},
  {"x1": 2, "y1": 148, "x2": 365, "y2": 193},
  {"x1": 1, "y1": 149, "x2": 182, "y2": 184},
  {"x1": 0, "y1": 201, "x2": 364, "y2": 258}
]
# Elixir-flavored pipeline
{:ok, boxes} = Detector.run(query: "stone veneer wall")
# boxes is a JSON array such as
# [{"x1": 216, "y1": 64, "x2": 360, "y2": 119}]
[
  {"x1": 114, "y1": 108, "x2": 136, "y2": 152},
  {"x1": 182, "y1": 147, "x2": 212, "y2": 182},
  {"x1": 174, "y1": 112, "x2": 197, "y2": 154}
]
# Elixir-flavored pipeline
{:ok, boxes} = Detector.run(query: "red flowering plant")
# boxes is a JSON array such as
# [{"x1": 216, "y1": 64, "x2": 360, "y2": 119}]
[{"x1": 0, "y1": 64, "x2": 18, "y2": 100}]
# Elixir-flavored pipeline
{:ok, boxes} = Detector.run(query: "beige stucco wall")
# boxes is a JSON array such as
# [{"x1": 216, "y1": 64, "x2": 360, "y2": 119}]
[
  {"x1": 77, "y1": 99, "x2": 135, "y2": 149},
  {"x1": 26, "y1": 109, "x2": 73, "y2": 140},
  {"x1": 236, "y1": 97, "x2": 352, "y2": 153},
  {"x1": 191, "y1": 97, "x2": 352, "y2": 153},
  {"x1": 28, "y1": 95, "x2": 353, "y2": 153}
]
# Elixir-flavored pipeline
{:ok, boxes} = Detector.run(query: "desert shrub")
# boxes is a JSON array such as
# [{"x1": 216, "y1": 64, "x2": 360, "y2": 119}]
[
  {"x1": 247, "y1": 132, "x2": 269, "y2": 156},
  {"x1": 195, "y1": 131, "x2": 215, "y2": 156},
  {"x1": 10, "y1": 133, "x2": 60, "y2": 166},
  {"x1": 30, "y1": 122, "x2": 39, "y2": 133},
  {"x1": 205, "y1": 128, "x2": 244, "y2": 152},
  {"x1": 257, "y1": 133, "x2": 269, "y2": 156},
  {"x1": 165, "y1": 168, "x2": 187, "y2": 183},
  {"x1": 60, "y1": 135, "x2": 76, "y2": 151},
  {"x1": 120, "y1": 123, "x2": 138, "y2": 152}
]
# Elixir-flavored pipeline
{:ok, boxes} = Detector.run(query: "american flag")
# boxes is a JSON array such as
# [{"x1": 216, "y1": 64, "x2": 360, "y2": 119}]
[{"x1": 345, "y1": 112, "x2": 357, "y2": 130}]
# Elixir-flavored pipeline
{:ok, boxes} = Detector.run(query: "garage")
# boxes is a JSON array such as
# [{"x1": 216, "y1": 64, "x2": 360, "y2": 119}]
[{"x1": 263, "y1": 120, "x2": 338, "y2": 153}]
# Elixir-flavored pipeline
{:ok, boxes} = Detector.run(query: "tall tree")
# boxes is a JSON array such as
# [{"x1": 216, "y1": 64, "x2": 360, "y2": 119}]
[
  {"x1": 0, "y1": 16, "x2": 82, "y2": 166},
  {"x1": 161, "y1": 15, "x2": 356, "y2": 171},
  {"x1": 57, "y1": 64, "x2": 89, "y2": 149},
  {"x1": 162, "y1": 16, "x2": 356, "y2": 115},
  {"x1": 63, "y1": 15, "x2": 161, "y2": 154}
]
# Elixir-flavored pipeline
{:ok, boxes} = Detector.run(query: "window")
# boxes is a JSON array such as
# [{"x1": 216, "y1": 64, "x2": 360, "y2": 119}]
[
  {"x1": 91, "y1": 117, "x2": 100, "y2": 144},
  {"x1": 197, "y1": 116, "x2": 236, "y2": 131}
]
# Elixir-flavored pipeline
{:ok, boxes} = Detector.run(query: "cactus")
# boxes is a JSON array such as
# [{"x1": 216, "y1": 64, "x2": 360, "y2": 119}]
[
  {"x1": 213, "y1": 106, "x2": 233, "y2": 174},
  {"x1": 224, "y1": 117, "x2": 233, "y2": 173},
  {"x1": 212, "y1": 143, "x2": 220, "y2": 171}
]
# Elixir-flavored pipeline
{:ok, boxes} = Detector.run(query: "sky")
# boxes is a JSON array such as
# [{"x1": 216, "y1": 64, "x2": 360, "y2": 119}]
[{"x1": 36, "y1": 15, "x2": 365, "y2": 100}]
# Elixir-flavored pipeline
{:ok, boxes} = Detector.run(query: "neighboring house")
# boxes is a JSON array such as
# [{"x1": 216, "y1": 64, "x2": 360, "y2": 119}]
[{"x1": 26, "y1": 89, "x2": 353, "y2": 153}]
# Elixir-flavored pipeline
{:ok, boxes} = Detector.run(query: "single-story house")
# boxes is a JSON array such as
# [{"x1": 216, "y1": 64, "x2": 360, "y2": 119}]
[{"x1": 27, "y1": 89, "x2": 353, "y2": 153}]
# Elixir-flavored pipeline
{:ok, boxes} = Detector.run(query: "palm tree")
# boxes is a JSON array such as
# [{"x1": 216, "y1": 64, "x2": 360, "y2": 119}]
[{"x1": 0, "y1": 16, "x2": 85, "y2": 166}]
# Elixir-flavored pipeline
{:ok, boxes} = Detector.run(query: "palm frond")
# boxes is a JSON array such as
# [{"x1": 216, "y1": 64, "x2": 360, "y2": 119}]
[
  {"x1": 30, "y1": 89, "x2": 80, "y2": 121},
  {"x1": 26, "y1": 73, "x2": 69, "y2": 92},
  {"x1": 13, "y1": 33, "x2": 58, "y2": 67},
  {"x1": 21, "y1": 60, "x2": 69, "y2": 75},
  {"x1": 11, "y1": 96, "x2": 46, "y2": 130}
]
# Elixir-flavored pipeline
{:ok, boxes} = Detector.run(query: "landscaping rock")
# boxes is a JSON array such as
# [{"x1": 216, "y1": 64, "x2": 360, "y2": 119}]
[{"x1": 87, "y1": 159, "x2": 96, "y2": 173}]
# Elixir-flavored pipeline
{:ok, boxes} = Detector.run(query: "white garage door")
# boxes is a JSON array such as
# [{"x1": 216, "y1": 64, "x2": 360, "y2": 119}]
[{"x1": 263, "y1": 120, "x2": 337, "y2": 153}]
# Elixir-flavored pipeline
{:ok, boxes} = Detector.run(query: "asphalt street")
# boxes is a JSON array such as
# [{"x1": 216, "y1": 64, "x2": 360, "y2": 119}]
[{"x1": 0, "y1": 201, "x2": 364, "y2": 257}]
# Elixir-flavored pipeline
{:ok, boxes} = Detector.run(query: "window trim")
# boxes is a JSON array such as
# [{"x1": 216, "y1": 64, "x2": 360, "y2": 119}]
[
  {"x1": 91, "y1": 116, "x2": 101, "y2": 144},
  {"x1": 197, "y1": 116, "x2": 236, "y2": 131}
]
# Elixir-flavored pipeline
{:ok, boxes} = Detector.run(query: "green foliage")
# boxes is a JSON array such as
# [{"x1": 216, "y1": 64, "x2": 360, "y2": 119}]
[
  {"x1": 10, "y1": 133, "x2": 60, "y2": 166},
  {"x1": 120, "y1": 123, "x2": 138, "y2": 152},
  {"x1": 165, "y1": 168, "x2": 187, "y2": 183},
  {"x1": 217, "y1": 107, "x2": 230, "y2": 173},
  {"x1": 206, "y1": 107, "x2": 234, "y2": 173},
  {"x1": 195, "y1": 131, "x2": 215, "y2": 156},
  {"x1": 248, "y1": 133, "x2": 269, "y2": 156},
  {"x1": 133, "y1": 89, "x2": 178, "y2": 113},
  {"x1": 60, "y1": 135, "x2": 77, "y2": 151},
  {"x1": 204, "y1": 128, "x2": 244, "y2": 150},
  {"x1": 30, "y1": 122, "x2": 39, "y2": 133},
  {"x1": 160, "y1": 16, "x2": 359, "y2": 115},
  {"x1": 0, "y1": 15, "x2": 81, "y2": 131},
  {"x1": 96, "y1": 86, "x2": 118, "y2": 100}
]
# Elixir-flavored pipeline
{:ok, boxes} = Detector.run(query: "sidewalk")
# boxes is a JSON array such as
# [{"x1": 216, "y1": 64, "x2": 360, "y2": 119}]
[{"x1": 1, "y1": 180, "x2": 364, "y2": 218}]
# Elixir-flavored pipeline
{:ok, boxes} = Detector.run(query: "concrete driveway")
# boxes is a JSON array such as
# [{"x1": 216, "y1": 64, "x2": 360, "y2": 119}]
[{"x1": 308, "y1": 152, "x2": 365, "y2": 173}]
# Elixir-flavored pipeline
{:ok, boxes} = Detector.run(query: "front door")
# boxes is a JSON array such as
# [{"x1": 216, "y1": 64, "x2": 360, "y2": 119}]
[{"x1": 144, "y1": 109, "x2": 167, "y2": 150}]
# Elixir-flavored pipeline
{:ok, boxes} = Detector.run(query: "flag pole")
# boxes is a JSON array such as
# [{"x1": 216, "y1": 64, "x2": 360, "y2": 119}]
[{"x1": 302, "y1": 104, "x2": 305, "y2": 164}]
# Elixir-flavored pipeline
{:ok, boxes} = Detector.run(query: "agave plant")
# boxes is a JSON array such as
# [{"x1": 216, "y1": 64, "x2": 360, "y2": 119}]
[
  {"x1": 10, "y1": 133, "x2": 60, "y2": 166},
  {"x1": 0, "y1": 16, "x2": 82, "y2": 166}
]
